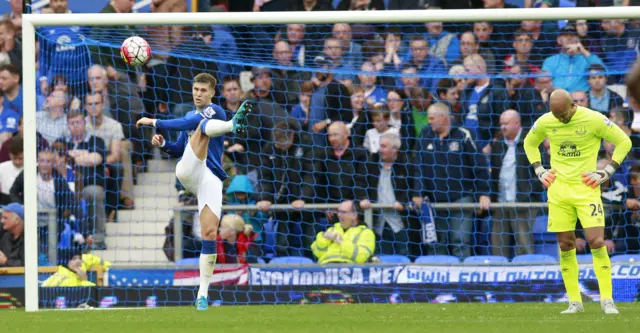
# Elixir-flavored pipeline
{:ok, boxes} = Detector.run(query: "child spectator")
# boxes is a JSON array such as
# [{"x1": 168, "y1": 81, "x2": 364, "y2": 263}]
[
  {"x1": 363, "y1": 107, "x2": 399, "y2": 154},
  {"x1": 216, "y1": 214, "x2": 260, "y2": 265},
  {"x1": 290, "y1": 81, "x2": 313, "y2": 131}
]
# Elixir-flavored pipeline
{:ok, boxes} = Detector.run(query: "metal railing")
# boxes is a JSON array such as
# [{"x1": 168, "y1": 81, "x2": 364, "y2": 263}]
[{"x1": 170, "y1": 202, "x2": 558, "y2": 263}]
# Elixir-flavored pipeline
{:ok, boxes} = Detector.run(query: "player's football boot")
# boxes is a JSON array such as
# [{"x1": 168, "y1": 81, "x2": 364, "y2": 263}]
[
  {"x1": 195, "y1": 296, "x2": 208, "y2": 311},
  {"x1": 601, "y1": 299, "x2": 619, "y2": 314},
  {"x1": 560, "y1": 301, "x2": 584, "y2": 314},
  {"x1": 232, "y1": 101, "x2": 252, "y2": 134}
]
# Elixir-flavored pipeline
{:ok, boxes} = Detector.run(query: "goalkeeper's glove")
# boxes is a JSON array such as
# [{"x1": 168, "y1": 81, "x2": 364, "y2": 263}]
[
  {"x1": 534, "y1": 165, "x2": 556, "y2": 188},
  {"x1": 582, "y1": 164, "x2": 616, "y2": 189}
]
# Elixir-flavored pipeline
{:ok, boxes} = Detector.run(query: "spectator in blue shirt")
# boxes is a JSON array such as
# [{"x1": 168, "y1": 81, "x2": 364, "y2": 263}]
[
  {"x1": 401, "y1": 35, "x2": 447, "y2": 92},
  {"x1": 323, "y1": 38, "x2": 356, "y2": 85},
  {"x1": 586, "y1": 64, "x2": 625, "y2": 114},
  {"x1": 426, "y1": 21, "x2": 460, "y2": 67},
  {"x1": 600, "y1": 19, "x2": 639, "y2": 83},
  {"x1": 542, "y1": 24, "x2": 605, "y2": 92},
  {"x1": 332, "y1": 24, "x2": 363, "y2": 72},
  {"x1": 0, "y1": 64, "x2": 21, "y2": 116},
  {"x1": 358, "y1": 61, "x2": 387, "y2": 108}
]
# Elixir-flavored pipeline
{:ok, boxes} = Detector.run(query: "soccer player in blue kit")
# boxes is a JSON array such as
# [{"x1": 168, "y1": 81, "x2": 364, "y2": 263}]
[{"x1": 137, "y1": 73, "x2": 250, "y2": 310}]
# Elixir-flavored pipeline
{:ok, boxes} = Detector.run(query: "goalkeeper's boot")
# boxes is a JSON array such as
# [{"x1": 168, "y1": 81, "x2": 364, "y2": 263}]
[
  {"x1": 195, "y1": 296, "x2": 208, "y2": 311},
  {"x1": 231, "y1": 101, "x2": 252, "y2": 134},
  {"x1": 601, "y1": 299, "x2": 619, "y2": 314},
  {"x1": 560, "y1": 301, "x2": 584, "y2": 314}
]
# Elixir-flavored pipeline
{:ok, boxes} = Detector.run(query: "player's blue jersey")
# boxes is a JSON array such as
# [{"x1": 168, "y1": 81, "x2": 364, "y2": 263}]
[{"x1": 156, "y1": 103, "x2": 228, "y2": 182}]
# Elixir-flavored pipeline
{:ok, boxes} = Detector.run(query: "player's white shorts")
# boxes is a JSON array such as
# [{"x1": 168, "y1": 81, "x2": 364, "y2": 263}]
[{"x1": 175, "y1": 143, "x2": 223, "y2": 219}]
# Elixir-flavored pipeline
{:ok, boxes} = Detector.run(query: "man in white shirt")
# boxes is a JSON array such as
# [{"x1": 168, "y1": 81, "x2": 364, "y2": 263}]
[
  {"x1": 36, "y1": 89, "x2": 69, "y2": 146},
  {"x1": 84, "y1": 92, "x2": 132, "y2": 219},
  {"x1": 0, "y1": 136, "x2": 22, "y2": 205}
]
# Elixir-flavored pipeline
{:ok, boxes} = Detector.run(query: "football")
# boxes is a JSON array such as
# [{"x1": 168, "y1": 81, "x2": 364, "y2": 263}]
[{"x1": 120, "y1": 36, "x2": 151, "y2": 67}]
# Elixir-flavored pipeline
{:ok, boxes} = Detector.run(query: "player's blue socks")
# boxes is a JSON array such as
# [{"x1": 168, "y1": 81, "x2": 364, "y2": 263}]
[
  {"x1": 202, "y1": 240, "x2": 217, "y2": 255},
  {"x1": 197, "y1": 240, "x2": 217, "y2": 303}
]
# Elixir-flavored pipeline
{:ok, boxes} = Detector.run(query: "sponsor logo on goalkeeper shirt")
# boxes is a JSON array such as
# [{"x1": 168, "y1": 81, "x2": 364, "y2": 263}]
[{"x1": 558, "y1": 140, "x2": 581, "y2": 157}]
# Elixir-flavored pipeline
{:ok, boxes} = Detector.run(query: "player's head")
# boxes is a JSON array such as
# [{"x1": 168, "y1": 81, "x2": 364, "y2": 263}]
[
  {"x1": 192, "y1": 73, "x2": 217, "y2": 109},
  {"x1": 549, "y1": 89, "x2": 575, "y2": 124},
  {"x1": 427, "y1": 102, "x2": 451, "y2": 134},
  {"x1": 327, "y1": 121, "x2": 349, "y2": 149},
  {"x1": 338, "y1": 200, "x2": 358, "y2": 229},
  {"x1": 500, "y1": 109, "x2": 521, "y2": 140}
]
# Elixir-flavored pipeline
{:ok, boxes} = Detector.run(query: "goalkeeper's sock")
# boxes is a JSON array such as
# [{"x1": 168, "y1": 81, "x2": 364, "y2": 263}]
[
  {"x1": 197, "y1": 240, "x2": 217, "y2": 299},
  {"x1": 591, "y1": 246, "x2": 613, "y2": 300},
  {"x1": 201, "y1": 119, "x2": 232, "y2": 137},
  {"x1": 559, "y1": 248, "x2": 582, "y2": 303}
]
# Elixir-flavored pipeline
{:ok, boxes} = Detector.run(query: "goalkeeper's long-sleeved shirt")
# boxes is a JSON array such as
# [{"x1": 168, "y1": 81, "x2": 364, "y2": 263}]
[
  {"x1": 155, "y1": 104, "x2": 229, "y2": 182},
  {"x1": 524, "y1": 106, "x2": 632, "y2": 185}
]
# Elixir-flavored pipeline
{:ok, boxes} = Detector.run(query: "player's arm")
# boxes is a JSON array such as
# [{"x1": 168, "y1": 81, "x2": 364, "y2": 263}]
[
  {"x1": 582, "y1": 114, "x2": 632, "y2": 189},
  {"x1": 523, "y1": 117, "x2": 556, "y2": 188},
  {"x1": 154, "y1": 132, "x2": 187, "y2": 158},
  {"x1": 149, "y1": 112, "x2": 204, "y2": 132}
]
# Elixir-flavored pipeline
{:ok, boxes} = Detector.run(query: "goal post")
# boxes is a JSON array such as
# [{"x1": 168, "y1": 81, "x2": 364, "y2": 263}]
[{"x1": 20, "y1": 6, "x2": 640, "y2": 312}]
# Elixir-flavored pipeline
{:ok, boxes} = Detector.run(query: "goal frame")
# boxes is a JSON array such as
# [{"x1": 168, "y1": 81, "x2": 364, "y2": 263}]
[{"x1": 21, "y1": 6, "x2": 640, "y2": 312}]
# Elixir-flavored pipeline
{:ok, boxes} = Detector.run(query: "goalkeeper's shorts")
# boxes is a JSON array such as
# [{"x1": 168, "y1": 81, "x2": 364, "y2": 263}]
[{"x1": 547, "y1": 179, "x2": 605, "y2": 232}]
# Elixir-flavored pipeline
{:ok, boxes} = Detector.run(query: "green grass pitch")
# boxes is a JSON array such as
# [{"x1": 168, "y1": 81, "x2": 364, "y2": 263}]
[{"x1": 2, "y1": 303, "x2": 640, "y2": 333}]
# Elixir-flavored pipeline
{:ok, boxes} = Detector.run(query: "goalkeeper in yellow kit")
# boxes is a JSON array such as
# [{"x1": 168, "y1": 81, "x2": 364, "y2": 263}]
[{"x1": 524, "y1": 89, "x2": 631, "y2": 314}]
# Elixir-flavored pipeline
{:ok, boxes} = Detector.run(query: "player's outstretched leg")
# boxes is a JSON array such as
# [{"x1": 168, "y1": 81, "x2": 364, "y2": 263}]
[
  {"x1": 196, "y1": 205, "x2": 220, "y2": 311},
  {"x1": 557, "y1": 231, "x2": 584, "y2": 314},
  {"x1": 200, "y1": 101, "x2": 251, "y2": 137},
  {"x1": 584, "y1": 227, "x2": 618, "y2": 314}
]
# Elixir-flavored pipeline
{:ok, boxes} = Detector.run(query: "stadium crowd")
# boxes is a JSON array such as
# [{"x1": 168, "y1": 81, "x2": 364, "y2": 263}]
[{"x1": 2, "y1": 0, "x2": 640, "y2": 267}]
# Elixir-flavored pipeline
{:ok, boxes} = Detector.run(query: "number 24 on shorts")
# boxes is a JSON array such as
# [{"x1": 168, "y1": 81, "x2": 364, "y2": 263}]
[{"x1": 589, "y1": 203, "x2": 603, "y2": 217}]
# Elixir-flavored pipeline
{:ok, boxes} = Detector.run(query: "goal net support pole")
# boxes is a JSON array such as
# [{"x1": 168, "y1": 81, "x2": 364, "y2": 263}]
[{"x1": 21, "y1": 6, "x2": 640, "y2": 312}]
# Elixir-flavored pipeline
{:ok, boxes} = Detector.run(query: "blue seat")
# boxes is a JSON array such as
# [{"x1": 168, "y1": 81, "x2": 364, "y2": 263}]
[
  {"x1": 414, "y1": 255, "x2": 460, "y2": 264},
  {"x1": 576, "y1": 254, "x2": 593, "y2": 264},
  {"x1": 377, "y1": 255, "x2": 411, "y2": 264},
  {"x1": 463, "y1": 255, "x2": 509, "y2": 264},
  {"x1": 535, "y1": 243, "x2": 559, "y2": 258},
  {"x1": 611, "y1": 254, "x2": 640, "y2": 263},
  {"x1": 269, "y1": 256, "x2": 314, "y2": 265},
  {"x1": 512, "y1": 254, "x2": 557, "y2": 264},
  {"x1": 175, "y1": 258, "x2": 199, "y2": 266},
  {"x1": 257, "y1": 257, "x2": 266, "y2": 264}
]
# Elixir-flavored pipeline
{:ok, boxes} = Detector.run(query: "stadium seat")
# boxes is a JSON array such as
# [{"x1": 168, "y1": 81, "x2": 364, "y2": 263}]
[
  {"x1": 269, "y1": 256, "x2": 315, "y2": 265},
  {"x1": 414, "y1": 255, "x2": 460, "y2": 264},
  {"x1": 610, "y1": 254, "x2": 640, "y2": 263},
  {"x1": 257, "y1": 257, "x2": 266, "y2": 264},
  {"x1": 377, "y1": 255, "x2": 411, "y2": 264},
  {"x1": 175, "y1": 258, "x2": 200, "y2": 266},
  {"x1": 576, "y1": 254, "x2": 593, "y2": 264},
  {"x1": 512, "y1": 254, "x2": 558, "y2": 264},
  {"x1": 463, "y1": 256, "x2": 509, "y2": 264}
]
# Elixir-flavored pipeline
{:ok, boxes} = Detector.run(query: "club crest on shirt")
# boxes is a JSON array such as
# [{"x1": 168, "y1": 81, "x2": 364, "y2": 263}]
[
  {"x1": 575, "y1": 125, "x2": 587, "y2": 136},
  {"x1": 202, "y1": 106, "x2": 216, "y2": 118},
  {"x1": 449, "y1": 141, "x2": 460, "y2": 152}
]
